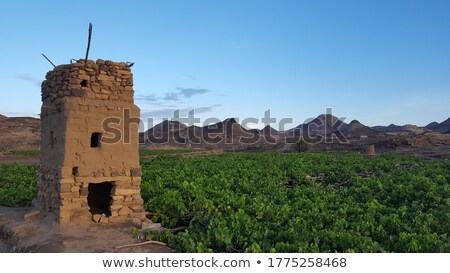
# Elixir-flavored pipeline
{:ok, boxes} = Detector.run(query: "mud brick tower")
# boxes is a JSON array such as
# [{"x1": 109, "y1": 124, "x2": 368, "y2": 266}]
[{"x1": 39, "y1": 59, "x2": 145, "y2": 224}]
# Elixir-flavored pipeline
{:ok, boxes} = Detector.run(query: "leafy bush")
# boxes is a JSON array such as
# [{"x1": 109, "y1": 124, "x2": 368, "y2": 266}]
[{"x1": 0, "y1": 164, "x2": 38, "y2": 207}]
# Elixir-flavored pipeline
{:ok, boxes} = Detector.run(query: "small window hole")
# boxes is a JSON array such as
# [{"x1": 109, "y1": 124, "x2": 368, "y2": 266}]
[
  {"x1": 72, "y1": 167, "x2": 78, "y2": 176},
  {"x1": 90, "y1": 133, "x2": 102, "y2": 148},
  {"x1": 80, "y1": 80, "x2": 88, "y2": 87}
]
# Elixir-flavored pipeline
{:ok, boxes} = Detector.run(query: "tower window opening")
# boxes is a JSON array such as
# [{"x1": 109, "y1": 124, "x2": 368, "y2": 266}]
[{"x1": 91, "y1": 133, "x2": 102, "y2": 148}]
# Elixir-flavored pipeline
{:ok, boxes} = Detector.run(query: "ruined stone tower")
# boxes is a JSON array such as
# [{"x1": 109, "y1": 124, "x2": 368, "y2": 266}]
[{"x1": 39, "y1": 59, "x2": 145, "y2": 224}]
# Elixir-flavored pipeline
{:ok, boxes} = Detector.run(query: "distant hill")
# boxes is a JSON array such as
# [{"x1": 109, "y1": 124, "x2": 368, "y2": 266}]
[
  {"x1": 303, "y1": 114, "x2": 346, "y2": 132},
  {"x1": 371, "y1": 117, "x2": 450, "y2": 135},
  {"x1": 372, "y1": 124, "x2": 428, "y2": 135},
  {"x1": 146, "y1": 120, "x2": 187, "y2": 134},
  {"x1": 339, "y1": 120, "x2": 382, "y2": 138},
  {"x1": 140, "y1": 120, "x2": 188, "y2": 144},
  {"x1": 425, "y1": 121, "x2": 439, "y2": 130},
  {"x1": 285, "y1": 114, "x2": 347, "y2": 137},
  {"x1": 0, "y1": 115, "x2": 40, "y2": 150},
  {"x1": 196, "y1": 118, "x2": 260, "y2": 145},
  {"x1": 424, "y1": 118, "x2": 450, "y2": 133},
  {"x1": 2, "y1": 113, "x2": 449, "y2": 152},
  {"x1": 260, "y1": 125, "x2": 279, "y2": 135},
  {"x1": 142, "y1": 118, "x2": 261, "y2": 147}
]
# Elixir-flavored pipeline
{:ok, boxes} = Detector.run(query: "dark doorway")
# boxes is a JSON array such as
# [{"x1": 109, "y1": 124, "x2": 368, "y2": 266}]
[{"x1": 87, "y1": 182, "x2": 113, "y2": 216}]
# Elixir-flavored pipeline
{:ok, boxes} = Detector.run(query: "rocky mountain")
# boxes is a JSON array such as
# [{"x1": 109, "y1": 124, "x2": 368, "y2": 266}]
[
  {"x1": 281, "y1": 115, "x2": 384, "y2": 140},
  {"x1": 372, "y1": 124, "x2": 429, "y2": 135},
  {"x1": 424, "y1": 118, "x2": 450, "y2": 133},
  {"x1": 202, "y1": 118, "x2": 259, "y2": 144},
  {"x1": 372, "y1": 118, "x2": 450, "y2": 135},
  {"x1": 285, "y1": 114, "x2": 347, "y2": 137},
  {"x1": 142, "y1": 118, "x2": 261, "y2": 147},
  {"x1": 140, "y1": 120, "x2": 189, "y2": 144},
  {"x1": 260, "y1": 125, "x2": 279, "y2": 135},
  {"x1": 146, "y1": 120, "x2": 187, "y2": 134},
  {"x1": 425, "y1": 122, "x2": 439, "y2": 130},
  {"x1": 303, "y1": 114, "x2": 346, "y2": 132},
  {"x1": 2, "y1": 113, "x2": 449, "y2": 152},
  {"x1": 339, "y1": 120, "x2": 382, "y2": 138}
]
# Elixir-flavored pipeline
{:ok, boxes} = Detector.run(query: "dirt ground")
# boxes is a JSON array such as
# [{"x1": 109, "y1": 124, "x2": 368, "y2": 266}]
[
  {"x1": 0, "y1": 237, "x2": 9, "y2": 252},
  {"x1": 0, "y1": 207, "x2": 174, "y2": 253},
  {"x1": 0, "y1": 155, "x2": 39, "y2": 165}
]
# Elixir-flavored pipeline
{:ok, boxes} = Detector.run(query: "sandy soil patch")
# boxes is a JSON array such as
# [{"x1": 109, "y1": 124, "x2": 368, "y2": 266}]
[{"x1": 0, "y1": 207, "x2": 173, "y2": 253}]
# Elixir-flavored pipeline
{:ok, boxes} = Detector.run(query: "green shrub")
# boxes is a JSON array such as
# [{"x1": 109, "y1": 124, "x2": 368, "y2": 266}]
[{"x1": 0, "y1": 164, "x2": 38, "y2": 207}]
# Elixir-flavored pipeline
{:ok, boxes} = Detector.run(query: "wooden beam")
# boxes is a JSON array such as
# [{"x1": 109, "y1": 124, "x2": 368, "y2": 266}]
[
  {"x1": 41, "y1": 53, "x2": 56, "y2": 68},
  {"x1": 85, "y1": 23, "x2": 93, "y2": 62}
]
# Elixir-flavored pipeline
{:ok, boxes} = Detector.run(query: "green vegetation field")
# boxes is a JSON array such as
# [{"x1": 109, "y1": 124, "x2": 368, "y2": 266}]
[
  {"x1": 1, "y1": 152, "x2": 449, "y2": 252},
  {"x1": 139, "y1": 149, "x2": 193, "y2": 157}
]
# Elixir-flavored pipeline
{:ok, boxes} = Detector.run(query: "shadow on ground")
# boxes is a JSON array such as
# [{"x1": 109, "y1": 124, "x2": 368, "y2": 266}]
[{"x1": 0, "y1": 207, "x2": 173, "y2": 253}]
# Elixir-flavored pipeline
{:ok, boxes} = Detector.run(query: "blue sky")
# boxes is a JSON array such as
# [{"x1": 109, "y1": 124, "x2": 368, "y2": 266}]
[{"x1": 0, "y1": 0, "x2": 449, "y2": 129}]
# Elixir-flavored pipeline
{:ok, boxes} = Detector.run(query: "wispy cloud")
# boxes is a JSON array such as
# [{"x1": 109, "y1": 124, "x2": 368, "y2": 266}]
[
  {"x1": 192, "y1": 104, "x2": 221, "y2": 114},
  {"x1": 146, "y1": 102, "x2": 179, "y2": 108},
  {"x1": 176, "y1": 87, "x2": 209, "y2": 98},
  {"x1": 137, "y1": 87, "x2": 219, "y2": 121},
  {"x1": 141, "y1": 108, "x2": 182, "y2": 119},
  {"x1": 135, "y1": 94, "x2": 159, "y2": 102},
  {"x1": 141, "y1": 104, "x2": 221, "y2": 119},
  {"x1": 136, "y1": 87, "x2": 212, "y2": 104},
  {"x1": 135, "y1": 94, "x2": 178, "y2": 107},
  {"x1": 16, "y1": 75, "x2": 41, "y2": 87},
  {"x1": 163, "y1": 92, "x2": 182, "y2": 101}
]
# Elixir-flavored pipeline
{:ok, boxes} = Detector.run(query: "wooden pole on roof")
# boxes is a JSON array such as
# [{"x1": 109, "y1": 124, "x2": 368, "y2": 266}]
[
  {"x1": 84, "y1": 23, "x2": 93, "y2": 62},
  {"x1": 41, "y1": 54, "x2": 56, "y2": 68}
]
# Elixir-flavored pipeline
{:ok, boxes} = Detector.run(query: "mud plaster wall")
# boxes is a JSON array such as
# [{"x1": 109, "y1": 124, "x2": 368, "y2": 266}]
[{"x1": 39, "y1": 59, "x2": 145, "y2": 224}]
